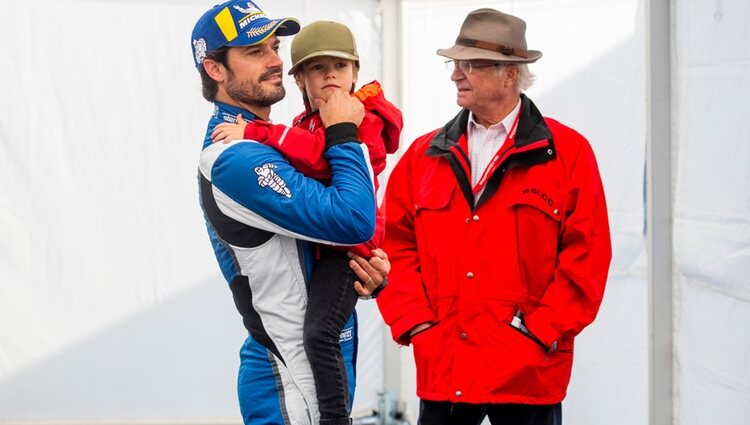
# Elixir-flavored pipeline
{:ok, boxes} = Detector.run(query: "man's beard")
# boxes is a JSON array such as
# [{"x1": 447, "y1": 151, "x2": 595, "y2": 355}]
[{"x1": 225, "y1": 67, "x2": 285, "y2": 107}]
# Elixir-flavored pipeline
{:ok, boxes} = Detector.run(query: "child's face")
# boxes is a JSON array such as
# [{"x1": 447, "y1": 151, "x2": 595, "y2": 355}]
[{"x1": 295, "y1": 56, "x2": 358, "y2": 110}]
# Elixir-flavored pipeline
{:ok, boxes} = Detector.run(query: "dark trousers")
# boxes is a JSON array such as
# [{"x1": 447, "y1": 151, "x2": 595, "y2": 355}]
[
  {"x1": 418, "y1": 400, "x2": 562, "y2": 425},
  {"x1": 304, "y1": 247, "x2": 359, "y2": 425}
]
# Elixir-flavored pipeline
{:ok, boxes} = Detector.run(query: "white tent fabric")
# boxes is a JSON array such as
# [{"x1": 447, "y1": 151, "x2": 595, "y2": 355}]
[
  {"x1": 0, "y1": 0, "x2": 383, "y2": 422},
  {"x1": 1, "y1": 0, "x2": 748, "y2": 424},
  {"x1": 674, "y1": 1, "x2": 750, "y2": 424}
]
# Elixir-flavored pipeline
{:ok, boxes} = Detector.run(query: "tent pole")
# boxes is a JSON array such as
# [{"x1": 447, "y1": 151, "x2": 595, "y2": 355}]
[
  {"x1": 379, "y1": 0, "x2": 403, "y2": 407},
  {"x1": 647, "y1": 0, "x2": 674, "y2": 424}
]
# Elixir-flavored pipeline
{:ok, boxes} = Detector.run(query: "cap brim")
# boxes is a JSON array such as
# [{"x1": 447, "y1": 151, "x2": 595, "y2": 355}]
[
  {"x1": 437, "y1": 44, "x2": 542, "y2": 64},
  {"x1": 287, "y1": 50, "x2": 360, "y2": 75},
  {"x1": 227, "y1": 17, "x2": 301, "y2": 47}
]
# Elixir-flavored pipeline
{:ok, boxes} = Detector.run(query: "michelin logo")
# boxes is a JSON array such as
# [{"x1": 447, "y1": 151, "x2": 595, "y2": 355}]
[
  {"x1": 239, "y1": 13, "x2": 265, "y2": 29},
  {"x1": 233, "y1": 2, "x2": 266, "y2": 30},
  {"x1": 233, "y1": 2, "x2": 261, "y2": 14},
  {"x1": 255, "y1": 163, "x2": 291, "y2": 198}
]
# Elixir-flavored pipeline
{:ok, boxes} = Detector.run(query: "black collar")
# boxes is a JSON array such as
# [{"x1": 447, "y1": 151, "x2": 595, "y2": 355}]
[{"x1": 427, "y1": 93, "x2": 552, "y2": 155}]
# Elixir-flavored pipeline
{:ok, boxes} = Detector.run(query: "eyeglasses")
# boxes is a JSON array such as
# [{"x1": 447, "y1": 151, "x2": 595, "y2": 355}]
[{"x1": 444, "y1": 59, "x2": 504, "y2": 74}]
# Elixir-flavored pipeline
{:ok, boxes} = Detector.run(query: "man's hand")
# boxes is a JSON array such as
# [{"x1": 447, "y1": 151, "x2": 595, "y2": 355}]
[
  {"x1": 409, "y1": 322, "x2": 433, "y2": 338},
  {"x1": 348, "y1": 248, "x2": 389, "y2": 298},
  {"x1": 317, "y1": 90, "x2": 364, "y2": 128},
  {"x1": 211, "y1": 113, "x2": 247, "y2": 144}
]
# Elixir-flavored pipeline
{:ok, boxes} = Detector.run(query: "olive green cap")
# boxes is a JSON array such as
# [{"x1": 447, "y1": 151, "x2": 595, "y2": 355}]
[{"x1": 288, "y1": 20, "x2": 359, "y2": 75}]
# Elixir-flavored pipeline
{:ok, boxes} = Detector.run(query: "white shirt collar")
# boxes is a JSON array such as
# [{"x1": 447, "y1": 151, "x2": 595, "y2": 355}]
[{"x1": 468, "y1": 99, "x2": 522, "y2": 133}]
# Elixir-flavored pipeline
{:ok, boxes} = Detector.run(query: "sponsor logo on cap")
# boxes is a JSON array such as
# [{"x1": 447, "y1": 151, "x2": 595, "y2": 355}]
[
  {"x1": 233, "y1": 2, "x2": 261, "y2": 15},
  {"x1": 234, "y1": 2, "x2": 266, "y2": 30},
  {"x1": 193, "y1": 38, "x2": 207, "y2": 64},
  {"x1": 238, "y1": 13, "x2": 266, "y2": 30},
  {"x1": 246, "y1": 21, "x2": 276, "y2": 38}
]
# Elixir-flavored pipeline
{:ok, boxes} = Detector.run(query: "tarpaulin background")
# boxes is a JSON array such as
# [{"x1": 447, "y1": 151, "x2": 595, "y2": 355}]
[{"x1": 1, "y1": 0, "x2": 748, "y2": 424}]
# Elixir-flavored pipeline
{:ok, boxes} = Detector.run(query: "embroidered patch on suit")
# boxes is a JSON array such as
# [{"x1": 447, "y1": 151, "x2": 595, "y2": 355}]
[{"x1": 255, "y1": 163, "x2": 292, "y2": 198}]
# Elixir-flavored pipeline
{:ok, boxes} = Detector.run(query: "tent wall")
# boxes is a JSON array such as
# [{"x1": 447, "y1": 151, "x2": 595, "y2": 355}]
[
  {"x1": 674, "y1": 1, "x2": 750, "y2": 424},
  {"x1": 0, "y1": 0, "x2": 382, "y2": 422},
  {"x1": 1, "y1": 0, "x2": 749, "y2": 424}
]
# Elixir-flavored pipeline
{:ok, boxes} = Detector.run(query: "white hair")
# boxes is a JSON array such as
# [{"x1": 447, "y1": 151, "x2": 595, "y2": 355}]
[
  {"x1": 516, "y1": 64, "x2": 535, "y2": 91},
  {"x1": 499, "y1": 63, "x2": 535, "y2": 92}
]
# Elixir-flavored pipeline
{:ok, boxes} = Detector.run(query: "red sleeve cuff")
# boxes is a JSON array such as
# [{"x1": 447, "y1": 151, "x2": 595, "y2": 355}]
[
  {"x1": 525, "y1": 307, "x2": 561, "y2": 352},
  {"x1": 386, "y1": 307, "x2": 437, "y2": 346}
]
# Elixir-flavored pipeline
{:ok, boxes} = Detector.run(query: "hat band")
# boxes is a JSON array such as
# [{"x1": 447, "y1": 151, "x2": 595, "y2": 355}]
[{"x1": 456, "y1": 37, "x2": 528, "y2": 59}]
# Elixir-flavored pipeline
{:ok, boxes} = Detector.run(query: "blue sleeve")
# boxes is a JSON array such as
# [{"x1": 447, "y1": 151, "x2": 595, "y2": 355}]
[{"x1": 203, "y1": 139, "x2": 376, "y2": 245}]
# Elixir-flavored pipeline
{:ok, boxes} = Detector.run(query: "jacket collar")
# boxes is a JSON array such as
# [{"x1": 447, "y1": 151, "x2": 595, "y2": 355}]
[
  {"x1": 211, "y1": 101, "x2": 257, "y2": 124},
  {"x1": 203, "y1": 102, "x2": 258, "y2": 149},
  {"x1": 427, "y1": 93, "x2": 552, "y2": 155}
]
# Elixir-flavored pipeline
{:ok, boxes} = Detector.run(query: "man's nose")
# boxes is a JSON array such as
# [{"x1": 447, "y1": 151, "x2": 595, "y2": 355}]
[
  {"x1": 268, "y1": 49, "x2": 283, "y2": 68},
  {"x1": 450, "y1": 67, "x2": 464, "y2": 81}
]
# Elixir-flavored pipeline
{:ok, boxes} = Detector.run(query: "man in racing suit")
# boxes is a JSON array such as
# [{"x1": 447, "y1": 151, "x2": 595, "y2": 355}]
[{"x1": 190, "y1": 2, "x2": 388, "y2": 424}]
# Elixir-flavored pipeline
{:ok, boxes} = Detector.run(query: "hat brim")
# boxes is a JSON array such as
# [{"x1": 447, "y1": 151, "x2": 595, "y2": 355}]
[
  {"x1": 227, "y1": 17, "x2": 301, "y2": 48},
  {"x1": 437, "y1": 44, "x2": 542, "y2": 64},
  {"x1": 287, "y1": 50, "x2": 360, "y2": 75}
]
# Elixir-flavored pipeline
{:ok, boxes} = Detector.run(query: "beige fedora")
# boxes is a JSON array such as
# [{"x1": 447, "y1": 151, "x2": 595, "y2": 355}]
[{"x1": 437, "y1": 8, "x2": 542, "y2": 63}]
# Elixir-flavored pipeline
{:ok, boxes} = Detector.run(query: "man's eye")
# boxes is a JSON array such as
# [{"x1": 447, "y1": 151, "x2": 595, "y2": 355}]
[
  {"x1": 335, "y1": 62, "x2": 347, "y2": 69},
  {"x1": 311, "y1": 64, "x2": 324, "y2": 71}
]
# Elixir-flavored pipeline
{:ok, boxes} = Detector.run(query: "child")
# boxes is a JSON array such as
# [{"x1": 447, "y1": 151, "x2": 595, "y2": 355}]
[{"x1": 211, "y1": 20, "x2": 402, "y2": 425}]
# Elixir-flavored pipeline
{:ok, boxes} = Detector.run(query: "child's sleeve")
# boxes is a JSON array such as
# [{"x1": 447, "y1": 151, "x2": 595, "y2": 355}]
[
  {"x1": 244, "y1": 120, "x2": 331, "y2": 180},
  {"x1": 357, "y1": 112, "x2": 388, "y2": 177},
  {"x1": 354, "y1": 81, "x2": 404, "y2": 177}
]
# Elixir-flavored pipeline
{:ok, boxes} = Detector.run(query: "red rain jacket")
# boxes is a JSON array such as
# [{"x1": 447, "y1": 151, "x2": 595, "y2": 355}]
[{"x1": 377, "y1": 95, "x2": 611, "y2": 404}]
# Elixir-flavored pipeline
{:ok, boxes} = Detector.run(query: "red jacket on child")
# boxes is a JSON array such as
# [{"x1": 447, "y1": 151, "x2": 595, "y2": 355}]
[{"x1": 243, "y1": 81, "x2": 403, "y2": 256}]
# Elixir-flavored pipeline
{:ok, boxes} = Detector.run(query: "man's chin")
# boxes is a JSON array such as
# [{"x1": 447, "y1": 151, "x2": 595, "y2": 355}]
[
  {"x1": 262, "y1": 78, "x2": 284, "y2": 87},
  {"x1": 259, "y1": 87, "x2": 286, "y2": 106}
]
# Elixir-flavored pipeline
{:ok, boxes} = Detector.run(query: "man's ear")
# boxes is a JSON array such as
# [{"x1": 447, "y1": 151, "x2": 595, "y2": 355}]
[
  {"x1": 505, "y1": 64, "x2": 519, "y2": 88},
  {"x1": 203, "y1": 59, "x2": 226, "y2": 83}
]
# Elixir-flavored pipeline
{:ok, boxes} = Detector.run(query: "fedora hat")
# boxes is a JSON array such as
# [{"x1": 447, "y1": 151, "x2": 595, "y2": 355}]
[{"x1": 437, "y1": 8, "x2": 542, "y2": 64}]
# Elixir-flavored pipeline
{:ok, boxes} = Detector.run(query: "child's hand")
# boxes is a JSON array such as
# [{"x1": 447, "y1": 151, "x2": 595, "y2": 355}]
[
  {"x1": 317, "y1": 90, "x2": 364, "y2": 127},
  {"x1": 211, "y1": 113, "x2": 247, "y2": 144}
]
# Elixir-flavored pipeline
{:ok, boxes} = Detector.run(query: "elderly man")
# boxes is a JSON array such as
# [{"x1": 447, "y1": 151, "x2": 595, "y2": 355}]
[
  {"x1": 191, "y1": 1, "x2": 389, "y2": 424},
  {"x1": 377, "y1": 8, "x2": 612, "y2": 425}
]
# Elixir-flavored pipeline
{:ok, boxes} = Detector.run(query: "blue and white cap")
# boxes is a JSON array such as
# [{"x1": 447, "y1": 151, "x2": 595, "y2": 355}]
[{"x1": 191, "y1": 0, "x2": 300, "y2": 69}]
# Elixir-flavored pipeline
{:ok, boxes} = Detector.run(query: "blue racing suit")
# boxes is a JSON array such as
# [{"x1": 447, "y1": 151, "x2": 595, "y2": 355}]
[{"x1": 198, "y1": 102, "x2": 376, "y2": 424}]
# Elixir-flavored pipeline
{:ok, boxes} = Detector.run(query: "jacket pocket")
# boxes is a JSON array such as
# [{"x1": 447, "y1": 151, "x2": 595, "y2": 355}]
[
  {"x1": 413, "y1": 184, "x2": 456, "y2": 301},
  {"x1": 414, "y1": 184, "x2": 454, "y2": 213},
  {"x1": 512, "y1": 188, "x2": 562, "y2": 301}
]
